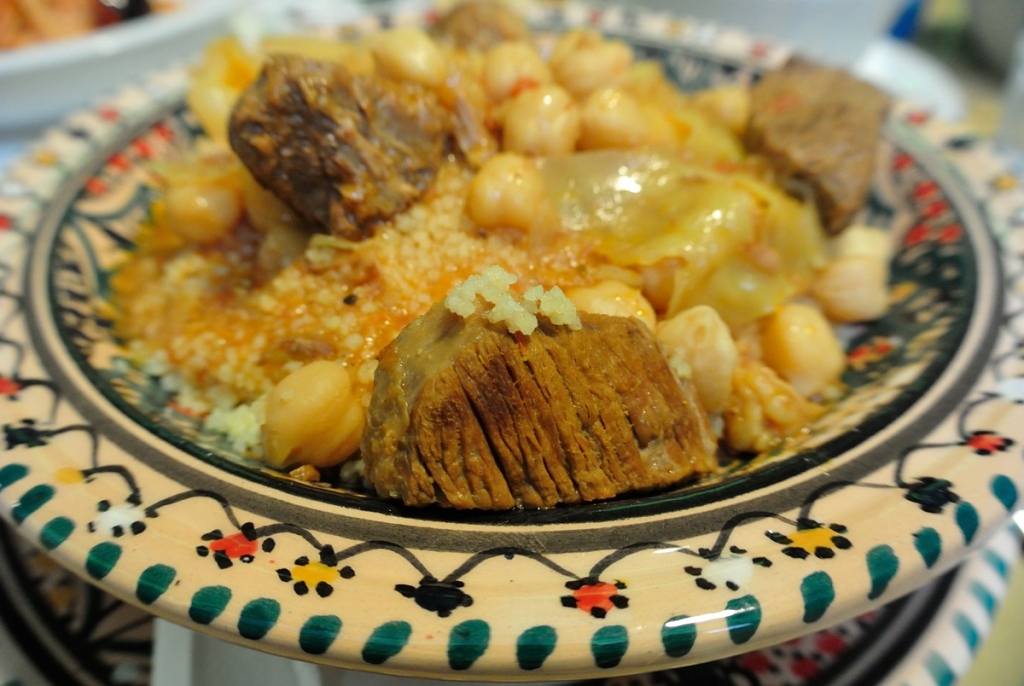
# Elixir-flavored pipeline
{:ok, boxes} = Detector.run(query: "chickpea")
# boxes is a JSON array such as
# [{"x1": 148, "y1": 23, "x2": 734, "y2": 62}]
[
  {"x1": 502, "y1": 85, "x2": 581, "y2": 156},
  {"x1": 370, "y1": 27, "x2": 446, "y2": 88},
  {"x1": 690, "y1": 85, "x2": 751, "y2": 138},
  {"x1": 566, "y1": 280, "x2": 657, "y2": 331},
  {"x1": 832, "y1": 225, "x2": 892, "y2": 261},
  {"x1": 639, "y1": 259, "x2": 681, "y2": 313},
  {"x1": 241, "y1": 169, "x2": 303, "y2": 235},
  {"x1": 578, "y1": 88, "x2": 648, "y2": 150},
  {"x1": 262, "y1": 360, "x2": 365, "y2": 469},
  {"x1": 811, "y1": 256, "x2": 889, "y2": 323},
  {"x1": 761, "y1": 303, "x2": 845, "y2": 397},
  {"x1": 466, "y1": 153, "x2": 546, "y2": 231},
  {"x1": 258, "y1": 221, "x2": 312, "y2": 273},
  {"x1": 657, "y1": 306, "x2": 738, "y2": 413},
  {"x1": 812, "y1": 225, "x2": 891, "y2": 324},
  {"x1": 165, "y1": 184, "x2": 242, "y2": 244},
  {"x1": 482, "y1": 41, "x2": 552, "y2": 102},
  {"x1": 550, "y1": 29, "x2": 634, "y2": 99}
]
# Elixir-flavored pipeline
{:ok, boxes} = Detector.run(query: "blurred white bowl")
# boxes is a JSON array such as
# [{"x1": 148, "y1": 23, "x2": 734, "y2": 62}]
[
  {"x1": 0, "y1": 0, "x2": 243, "y2": 131},
  {"x1": 596, "y1": 0, "x2": 903, "y2": 66}
]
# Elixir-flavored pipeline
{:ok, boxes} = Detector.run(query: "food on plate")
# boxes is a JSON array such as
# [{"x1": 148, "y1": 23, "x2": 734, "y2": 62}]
[
  {"x1": 111, "y1": 0, "x2": 894, "y2": 509},
  {"x1": 363, "y1": 269, "x2": 717, "y2": 509},
  {"x1": 431, "y1": 0, "x2": 529, "y2": 50},
  {"x1": 746, "y1": 57, "x2": 891, "y2": 235},
  {"x1": 228, "y1": 54, "x2": 450, "y2": 240},
  {"x1": 0, "y1": 0, "x2": 159, "y2": 50}
]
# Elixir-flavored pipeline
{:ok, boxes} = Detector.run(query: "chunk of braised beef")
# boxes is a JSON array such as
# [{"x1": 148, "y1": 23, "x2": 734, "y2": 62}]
[
  {"x1": 746, "y1": 58, "x2": 891, "y2": 235},
  {"x1": 228, "y1": 55, "x2": 450, "y2": 241},
  {"x1": 362, "y1": 306, "x2": 718, "y2": 510},
  {"x1": 432, "y1": 0, "x2": 530, "y2": 51}
]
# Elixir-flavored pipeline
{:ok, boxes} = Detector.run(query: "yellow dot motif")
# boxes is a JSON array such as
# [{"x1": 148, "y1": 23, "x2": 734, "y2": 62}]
[{"x1": 54, "y1": 467, "x2": 85, "y2": 484}]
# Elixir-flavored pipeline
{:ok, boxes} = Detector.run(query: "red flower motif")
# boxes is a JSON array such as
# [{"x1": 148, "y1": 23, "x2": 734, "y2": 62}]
[
  {"x1": 209, "y1": 531, "x2": 259, "y2": 559},
  {"x1": 423, "y1": 7, "x2": 440, "y2": 24},
  {"x1": 85, "y1": 177, "x2": 107, "y2": 195},
  {"x1": 965, "y1": 431, "x2": 1014, "y2": 456},
  {"x1": 589, "y1": 8, "x2": 603, "y2": 24},
  {"x1": 791, "y1": 657, "x2": 820, "y2": 679},
  {"x1": 816, "y1": 632, "x2": 846, "y2": 655},
  {"x1": 562, "y1": 578, "x2": 628, "y2": 618},
  {"x1": 152, "y1": 122, "x2": 174, "y2": 140},
  {"x1": 0, "y1": 377, "x2": 22, "y2": 396},
  {"x1": 904, "y1": 224, "x2": 930, "y2": 247},
  {"x1": 938, "y1": 224, "x2": 963, "y2": 244},
  {"x1": 848, "y1": 344, "x2": 871, "y2": 366},
  {"x1": 0, "y1": 215, "x2": 11, "y2": 232},
  {"x1": 893, "y1": 153, "x2": 914, "y2": 171},
  {"x1": 98, "y1": 107, "x2": 119, "y2": 122},
  {"x1": 873, "y1": 338, "x2": 896, "y2": 355},
  {"x1": 573, "y1": 582, "x2": 618, "y2": 614},
  {"x1": 913, "y1": 180, "x2": 939, "y2": 200},
  {"x1": 906, "y1": 110, "x2": 930, "y2": 125},
  {"x1": 922, "y1": 200, "x2": 949, "y2": 218},
  {"x1": 848, "y1": 336, "x2": 898, "y2": 372},
  {"x1": 738, "y1": 651, "x2": 772, "y2": 673},
  {"x1": 108, "y1": 153, "x2": 131, "y2": 171},
  {"x1": 131, "y1": 139, "x2": 154, "y2": 158},
  {"x1": 751, "y1": 41, "x2": 772, "y2": 58}
]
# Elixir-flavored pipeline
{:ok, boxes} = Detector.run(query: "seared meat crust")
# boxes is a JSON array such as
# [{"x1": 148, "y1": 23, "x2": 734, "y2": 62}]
[
  {"x1": 746, "y1": 57, "x2": 891, "y2": 235},
  {"x1": 433, "y1": 0, "x2": 530, "y2": 51},
  {"x1": 228, "y1": 54, "x2": 450, "y2": 240},
  {"x1": 362, "y1": 306, "x2": 718, "y2": 509}
]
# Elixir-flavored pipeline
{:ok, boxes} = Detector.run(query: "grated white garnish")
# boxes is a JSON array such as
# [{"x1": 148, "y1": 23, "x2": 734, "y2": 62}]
[{"x1": 444, "y1": 266, "x2": 582, "y2": 335}]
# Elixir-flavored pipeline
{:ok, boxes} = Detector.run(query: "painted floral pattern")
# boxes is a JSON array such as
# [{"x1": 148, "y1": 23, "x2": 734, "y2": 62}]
[{"x1": 0, "y1": 1, "x2": 1022, "y2": 680}]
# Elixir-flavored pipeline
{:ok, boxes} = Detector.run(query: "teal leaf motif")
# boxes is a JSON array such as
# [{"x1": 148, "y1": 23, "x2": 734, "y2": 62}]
[
  {"x1": 725, "y1": 595, "x2": 761, "y2": 644},
  {"x1": 136, "y1": 564, "x2": 176, "y2": 605},
  {"x1": 661, "y1": 615, "x2": 697, "y2": 658},
  {"x1": 12, "y1": 484, "x2": 54, "y2": 524},
  {"x1": 0, "y1": 464, "x2": 28, "y2": 491},
  {"x1": 237, "y1": 598, "x2": 280, "y2": 640},
  {"x1": 800, "y1": 571, "x2": 834, "y2": 623},
  {"x1": 924, "y1": 652, "x2": 956, "y2": 686},
  {"x1": 591, "y1": 625, "x2": 628, "y2": 669},
  {"x1": 913, "y1": 527, "x2": 942, "y2": 568},
  {"x1": 448, "y1": 619, "x2": 490, "y2": 671},
  {"x1": 189, "y1": 586, "x2": 231, "y2": 625},
  {"x1": 86, "y1": 541, "x2": 121, "y2": 580},
  {"x1": 969, "y1": 580, "x2": 997, "y2": 617},
  {"x1": 866, "y1": 545, "x2": 899, "y2": 600},
  {"x1": 954, "y1": 612, "x2": 979, "y2": 653},
  {"x1": 300, "y1": 615, "x2": 342, "y2": 655},
  {"x1": 955, "y1": 501, "x2": 979, "y2": 544},
  {"x1": 363, "y1": 621, "x2": 411, "y2": 665},
  {"x1": 39, "y1": 516, "x2": 74, "y2": 550},
  {"x1": 983, "y1": 549, "x2": 1009, "y2": 579},
  {"x1": 516, "y1": 626, "x2": 556, "y2": 670},
  {"x1": 991, "y1": 475, "x2": 1018, "y2": 511}
]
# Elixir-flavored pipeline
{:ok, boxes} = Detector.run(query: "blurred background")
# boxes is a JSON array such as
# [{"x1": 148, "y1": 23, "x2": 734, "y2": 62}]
[{"x1": 1, "y1": 1, "x2": 1024, "y2": 685}]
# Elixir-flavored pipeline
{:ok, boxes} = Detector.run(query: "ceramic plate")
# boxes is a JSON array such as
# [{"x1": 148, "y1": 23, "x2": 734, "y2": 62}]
[
  {"x1": 0, "y1": 515, "x2": 1016, "y2": 685},
  {"x1": 0, "y1": 0, "x2": 243, "y2": 130},
  {"x1": 1, "y1": 2, "x2": 1024, "y2": 680}
]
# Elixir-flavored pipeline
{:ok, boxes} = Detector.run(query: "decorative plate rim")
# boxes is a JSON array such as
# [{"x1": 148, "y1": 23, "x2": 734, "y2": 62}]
[{"x1": 0, "y1": 2, "x2": 1023, "y2": 680}]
